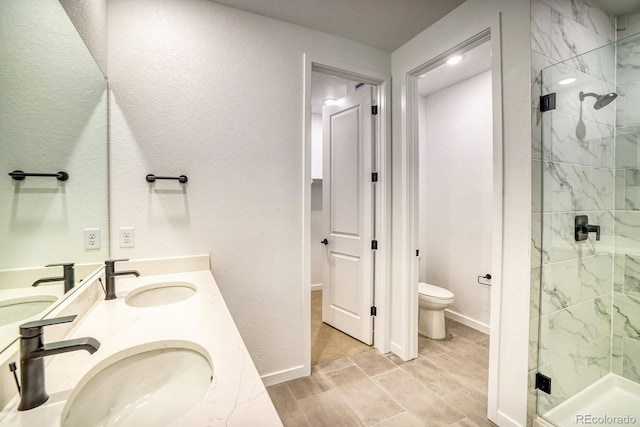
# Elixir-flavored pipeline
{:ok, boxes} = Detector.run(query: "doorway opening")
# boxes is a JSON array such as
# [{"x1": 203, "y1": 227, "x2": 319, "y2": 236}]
[
  {"x1": 303, "y1": 57, "x2": 390, "y2": 374},
  {"x1": 406, "y1": 29, "x2": 504, "y2": 422}
]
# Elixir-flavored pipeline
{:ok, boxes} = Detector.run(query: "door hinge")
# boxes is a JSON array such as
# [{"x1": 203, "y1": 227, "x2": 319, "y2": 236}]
[
  {"x1": 535, "y1": 373, "x2": 551, "y2": 394},
  {"x1": 372, "y1": 105, "x2": 378, "y2": 115},
  {"x1": 370, "y1": 306, "x2": 377, "y2": 316},
  {"x1": 372, "y1": 172, "x2": 378, "y2": 182},
  {"x1": 371, "y1": 240, "x2": 378, "y2": 250},
  {"x1": 540, "y1": 93, "x2": 556, "y2": 112},
  {"x1": 416, "y1": 249, "x2": 420, "y2": 257}
]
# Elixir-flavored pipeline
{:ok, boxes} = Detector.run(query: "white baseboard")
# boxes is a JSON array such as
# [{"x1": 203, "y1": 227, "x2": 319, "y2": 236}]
[
  {"x1": 311, "y1": 283, "x2": 323, "y2": 292},
  {"x1": 261, "y1": 364, "x2": 309, "y2": 386},
  {"x1": 445, "y1": 309, "x2": 490, "y2": 335},
  {"x1": 492, "y1": 410, "x2": 523, "y2": 427}
]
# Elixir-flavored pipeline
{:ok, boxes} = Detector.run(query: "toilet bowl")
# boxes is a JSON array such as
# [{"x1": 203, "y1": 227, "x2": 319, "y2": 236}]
[{"x1": 418, "y1": 282, "x2": 454, "y2": 339}]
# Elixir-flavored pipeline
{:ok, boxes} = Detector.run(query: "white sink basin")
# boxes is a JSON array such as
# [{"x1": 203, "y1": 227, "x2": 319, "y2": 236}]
[
  {"x1": 125, "y1": 281, "x2": 196, "y2": 307},
  {"x1": 61, "y1": 342, "x2": 212, "y2": 427},
  {"x1": 0, "y1": 295, "x2": 57, "y2": 326}
]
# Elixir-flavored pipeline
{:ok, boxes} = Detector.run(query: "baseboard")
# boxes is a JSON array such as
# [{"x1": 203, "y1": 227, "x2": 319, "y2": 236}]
[
  {"x1": 492, "y1": 410, "x2": 524, "y2": 427},
  {"x1": 311, "y1": 283, "x2": 323, "y2": 292},
  {"x1": 445, "y1": 309, "x2": 490, "y2": 335},
  {"x1": 261, "y1": 364, "x2": 308, "y2": 386},
  {"x1": 533, "y1": 416, "x2": 555, "y2": 427}
]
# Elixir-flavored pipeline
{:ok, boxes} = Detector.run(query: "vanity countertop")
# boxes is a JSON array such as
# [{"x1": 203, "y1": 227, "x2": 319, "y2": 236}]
[{"x1": 0, "y1": 258, "x2": 283, "y2": 426}]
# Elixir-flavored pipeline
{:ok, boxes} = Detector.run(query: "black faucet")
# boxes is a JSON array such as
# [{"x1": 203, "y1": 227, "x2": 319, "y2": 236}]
[
  {"x1": 104, "y1": 259, "x2": 140, "y2": 300},
  {"x1": 17, "y1": 315, "x2": 100, "y2": 411},
  {"x1": 32, "y1": 263, "x2": 75, "y2": 293}
]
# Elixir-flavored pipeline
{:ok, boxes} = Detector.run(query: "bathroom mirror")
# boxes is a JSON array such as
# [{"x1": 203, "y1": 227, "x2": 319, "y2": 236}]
[{"x1": 0, "y1": 0, "x2": 109, "y2": 353}]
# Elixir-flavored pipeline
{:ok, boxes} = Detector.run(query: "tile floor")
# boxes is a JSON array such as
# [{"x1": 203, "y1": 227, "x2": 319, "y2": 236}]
[{"x1": 267, "y1": 319, "x2": 493, "y2": 427}]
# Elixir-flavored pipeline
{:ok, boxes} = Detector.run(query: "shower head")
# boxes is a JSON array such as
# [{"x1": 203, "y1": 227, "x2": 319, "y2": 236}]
[{"x1": 579, "y1": 91, "x2": 618, "y2": 110}]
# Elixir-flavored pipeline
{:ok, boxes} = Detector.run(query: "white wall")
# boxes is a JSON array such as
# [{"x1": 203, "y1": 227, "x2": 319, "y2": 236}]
[
  {"x1": 419, "y1": 71, "x2": 492, "y2": 330},
  {"x1": 391, "y1": 0, "x2": 531, "y2": 425},
  {"x1": 107, "y1": 0, "x2": 389, "y2": 382},
  {"x1": 59, "y1": 0, "x2": 108, "y2": 75}
]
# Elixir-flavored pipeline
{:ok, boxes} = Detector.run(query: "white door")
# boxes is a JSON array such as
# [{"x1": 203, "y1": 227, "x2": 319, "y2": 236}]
[{"x1": 321, "y1": 87, "x2": 374, "y2": 345}]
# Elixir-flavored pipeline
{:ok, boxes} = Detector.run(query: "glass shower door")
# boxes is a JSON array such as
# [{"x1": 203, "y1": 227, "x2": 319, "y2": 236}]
[{"x1": 536, "y1": 33, "x2": 640, "y2": 425}]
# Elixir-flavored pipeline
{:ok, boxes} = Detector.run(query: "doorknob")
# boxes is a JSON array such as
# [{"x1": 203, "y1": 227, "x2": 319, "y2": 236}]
[{"x1": 321, "y1": 239, "x2": 329, "y2": 245}]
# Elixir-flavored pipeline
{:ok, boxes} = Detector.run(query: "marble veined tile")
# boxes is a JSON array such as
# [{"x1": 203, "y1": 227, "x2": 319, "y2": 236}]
[
  {"x1": 530, "y1": 317, "x2": 540, "y2": 372},
  {"x1": 613, "y1": 292, "x2": 640, "y2": 339},
  {"x1": 624, "y1": 169, "x2": 640, "y2": 211},
  {"x1": 612, "y1": 334, "x2": 624, "y2": 376},
  {"x1": 623, "y1": 336, "x2": 640, "y2": 383},
  {"x1": 533, "y1": 160, "x2": 542, "y2": 213},
  {"x1": 540, "y1": 253, "x2": 612, "y2": 315},
  {"x1": 614, "y1": 252, "x2": 625, "y2": 292},
  {"x1": 550, "y1": 9, "x2": 615, "y2": 83},
  {"x1": 619, "y1": 81, "x2": 640, "y2": 128},
  {"x1": 537, "y1": 335, "x2": 611, "y2": 414},
  {"x1": 532, "y1": 213, "x2": 543, "y2": 267},
  {"x1": 532, "y1": 101, "x2": 543, "y2": 162},
  {"x1": 615, "y1": 124, "x2": 640, "y2": 169},
  {"x1": 613, "y1": 211, "x2": 640, "y2": 253},
  {"x1": 542, "y1": 162, "x2": 613, "y2": 212},
  {"x1": 623, "y1": 254, "x2": 640, "y2": 296},
  {"x1": 616, "y1": 33, "x2": 640, "y2": 87},
  {"x1": 542, "y1": 210, "x2": 613, "y2": 264},
  {"x1": 542, "y1": 109, "x2": 614, "y2": 167},
  {"x1": 539, "y1": 295, "x2": 611, "y2": 366},
  {"x1": 542, "y1": 0, "x2": 615, "y2": 41},
  {"x1": 532, "y1": 1, "x2": 552, "y2": 57},
  {"x1": 616, "y1": 170, "x2": 627, "y2": 211}
]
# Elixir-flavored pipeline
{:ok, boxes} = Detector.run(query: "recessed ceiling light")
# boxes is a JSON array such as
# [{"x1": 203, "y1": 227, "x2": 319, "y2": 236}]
[
  {"x1": 558, "y1": 78, "x2": 576, "y2": 85},
  {"x1": 324, "y1": 98, "x2": 339, "y2": 106},
  {"x1": 447, "y1": 55, "x2": 463, "y2": 65}
]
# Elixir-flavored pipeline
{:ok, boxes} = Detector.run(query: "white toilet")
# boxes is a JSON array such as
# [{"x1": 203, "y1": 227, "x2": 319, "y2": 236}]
[{"x1": 418, "y1": 282, "x2": 455, "y2": 339}]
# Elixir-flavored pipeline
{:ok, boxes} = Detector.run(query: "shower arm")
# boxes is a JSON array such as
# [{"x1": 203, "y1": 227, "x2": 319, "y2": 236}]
[{"x1": 579, "y1": 91, "x2": 598, "y2": 102}]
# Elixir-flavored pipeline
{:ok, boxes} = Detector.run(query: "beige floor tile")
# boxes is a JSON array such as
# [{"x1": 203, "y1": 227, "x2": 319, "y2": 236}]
[
  {"x1": 375, "y1": 412, "x2": 424, "y2": 427},
  {"x1": 418, "y1": 334, "x2": 449, "y2": 356},
  {"x1": 384, "y1": 352, "x2": 407, "y2": 366},
  {"x1": 314, "y1": 356, "x2": 355, "y2": 374},
  {"x1": 336, "y1": 376, "x2": 404, "y2": 425},
  {"x1": 444, "y1": 386, "x2": 493, "y2": 427},
  {"x1": 374, "y1": 368, "x2": 464, "y2": 426},
  {"x1": 447, "y1": 321, "x2": 489, "y2": 344},
  {"x1": 267, "y1": 383, "x2": 311, "y2": 427},
  {"x1": 350, "y1": 350, "x2": 397, "y2": 377},
  {"x1": 400, "y1": 357, "x2": 466, "y2": 396},
  {"x1": 429, "y1": 353, "x2": 488, "y2": 395},
  {"x1": 286, "y1": 370, "x2": 333, "y2": 400},
  {"x1": 325, "y1": 364, "x2": 368, "y2": 386},
  {"x1": 298, "y1": 389, "x2": 364, "y2": 427},
  {"x1": 477, "y1": 338, "x2": 490, "y2": 349}
]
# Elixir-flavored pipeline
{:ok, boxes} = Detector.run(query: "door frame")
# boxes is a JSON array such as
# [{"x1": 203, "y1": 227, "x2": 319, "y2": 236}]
[
  {"x1": 402, "y1": 25, "x2": 504, "y2": 421},
  {"x1": 302, "y1": 54, "x2": 391, "y2": 375}
]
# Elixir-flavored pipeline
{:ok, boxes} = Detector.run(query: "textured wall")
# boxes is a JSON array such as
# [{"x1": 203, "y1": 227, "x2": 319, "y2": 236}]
[
  {"x1": 0, "y1": 0, "x2": 108, "y2": 271},
  {"x1": 59, "y1": 0, "x2": 108, "y2": 75},
  {"x1": 418, "y1": 71, "x2": 493, "y2": 330},
  {"x1": 107, "y1": 0, "x2": 389, "y2": 379},
  {"x1": 529, "y1": 0, "x2": 616, "y2": 422}
]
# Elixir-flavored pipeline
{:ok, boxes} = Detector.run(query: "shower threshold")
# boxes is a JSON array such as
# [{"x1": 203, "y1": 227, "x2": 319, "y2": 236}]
[{"x1": 542, "y1": 374, "x2": 640, "y2": 427}]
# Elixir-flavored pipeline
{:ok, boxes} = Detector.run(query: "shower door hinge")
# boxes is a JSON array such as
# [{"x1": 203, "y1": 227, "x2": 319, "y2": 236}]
[
  {"x1": 416, "y1": 249, "x2": 420, "y2": 257},
  {"x1": 535, "y1": 373, "x2": 552, "y2": 394},
  {"x1": 370, "y1": 306, "x2": 377, "y2": 316},
  {"x1": 372, "y1": 172, "x2": 379, "y2": 182},
  {"x1": 371, "y1": 240, "x2": 378, "y2": 250},
  {"x1": 372, "y1": 105, "x2": 378, "y2": 115},
  {"x1": 540, "y1": 93, "x2": 556, "y2": 112}
]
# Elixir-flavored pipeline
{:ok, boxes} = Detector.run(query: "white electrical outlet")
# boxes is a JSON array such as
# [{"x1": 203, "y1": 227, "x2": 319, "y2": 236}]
[
  {"x1": 84, "y1": 228, "x2": 101, "y2": 250},
  {"x1": 119, "y1": 227, "x2": 135, "y2": 248}
]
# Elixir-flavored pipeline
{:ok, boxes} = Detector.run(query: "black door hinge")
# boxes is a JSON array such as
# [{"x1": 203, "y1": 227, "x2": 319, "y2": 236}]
[
  {"x1": 371, "y1": 306, "x2": 377, "y2": 316},
  {"x1": 372, "y1": 172, "x2": 378, "y2": 182},
  {"x1": 535, "y1": 373, "x2": 551, "y2": 394},
  {"x1": 372, "y1": 105, "x2": 378, "y2": 115},
  {"x1": 416, "y1": 249, "x2": 420, "y2": 256},
  {"x1": 371, "y1": 240, "x2": 378, "y2": 250},
  {"x1": 540, "y1": 93, "x2": 556, "y2": 112}
]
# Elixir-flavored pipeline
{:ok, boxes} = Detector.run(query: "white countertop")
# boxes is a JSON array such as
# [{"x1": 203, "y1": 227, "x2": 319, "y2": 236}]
[{"x1": 0, "y1": 258, "x2": 283, "y2": 426}]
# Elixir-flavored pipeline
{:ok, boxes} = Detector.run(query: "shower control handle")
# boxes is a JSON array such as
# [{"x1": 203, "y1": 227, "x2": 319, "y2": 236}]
[
  {"x1": 321, "y1": 239, "x2": 329, "y2": 245},
  {"x1": 575, "y1": 215, "x2": 600, "y2": 241}
]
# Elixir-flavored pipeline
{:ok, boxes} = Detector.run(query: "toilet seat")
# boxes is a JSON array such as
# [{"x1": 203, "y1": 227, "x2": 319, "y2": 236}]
[{"x1": 418, "y1": 282, "x2": 454, "y2": 300}]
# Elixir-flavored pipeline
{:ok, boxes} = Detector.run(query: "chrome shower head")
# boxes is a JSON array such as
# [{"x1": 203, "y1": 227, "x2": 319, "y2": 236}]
[{"x1": 579, "y1": 91, "x2": 618, "y2": 110}]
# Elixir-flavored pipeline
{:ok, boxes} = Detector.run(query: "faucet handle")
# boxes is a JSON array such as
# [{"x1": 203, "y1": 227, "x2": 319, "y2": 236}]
[
  {"x1": 45, "y1": 262, "x2": 74, "y2": 269},
  {"x1": 105, "y1": 258, "x2": 129, "y2": 265},
  {"x1": 20, "y1": 315, "x2": 77, "y2": 338}
]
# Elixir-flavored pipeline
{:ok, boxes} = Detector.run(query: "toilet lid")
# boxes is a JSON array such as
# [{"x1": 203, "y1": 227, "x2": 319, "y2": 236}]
[{"x1": 418, "y1": 282, "x2": 454, "y2": 299}]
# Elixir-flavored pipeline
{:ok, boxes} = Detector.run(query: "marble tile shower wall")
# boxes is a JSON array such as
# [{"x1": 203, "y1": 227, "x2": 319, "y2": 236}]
[
  {"x1": 530, "y1": 0, "x2": 616, "y2": 422},
  {"x1": 613, "y1": 24, "x2": 640, "y2": 386}
]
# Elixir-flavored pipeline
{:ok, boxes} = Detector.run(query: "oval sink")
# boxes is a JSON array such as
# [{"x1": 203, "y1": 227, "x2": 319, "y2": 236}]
[
  {"x1": 125, "y1": 281, "x2": 196, "y2": 307},
  {"x1": 0, "y1": 295, "x2": 57, "y2": 326},
  {"x1": 61, "y1": 342, "x2": 212, "y2": 427}
]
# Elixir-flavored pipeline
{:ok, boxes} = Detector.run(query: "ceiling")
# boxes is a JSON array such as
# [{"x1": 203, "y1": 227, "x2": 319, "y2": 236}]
[
  {"x1": 592, "y1": 0, "x2": 640, "y2": 15},
  {"x1": 418, "y1": 40, "x2": 492, "y2": 97},
  {"x1": 211, "y1": 0, "x2": 466, "y2": 52},
  {"x1": 311, "y1": 72, "x2": 360, "y2": 115}
]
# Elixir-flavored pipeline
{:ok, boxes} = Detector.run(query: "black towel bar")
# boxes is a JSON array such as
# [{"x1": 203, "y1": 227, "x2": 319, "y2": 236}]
[
  {"x1": 8, "y1": 170, "x2": 69, "y2": 181},
  {"x1": 145, "y1": 174, "x2": 188, "y2": 184}
]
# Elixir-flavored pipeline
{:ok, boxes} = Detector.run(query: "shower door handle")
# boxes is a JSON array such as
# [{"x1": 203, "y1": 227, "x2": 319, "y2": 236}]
[{"x1": 575, "y1": 215, "x2": 600, "y2": 241}]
